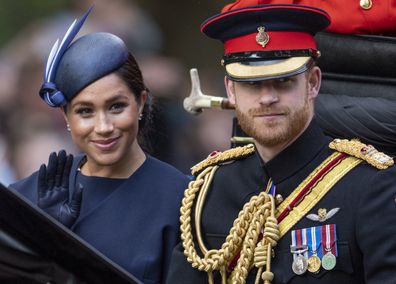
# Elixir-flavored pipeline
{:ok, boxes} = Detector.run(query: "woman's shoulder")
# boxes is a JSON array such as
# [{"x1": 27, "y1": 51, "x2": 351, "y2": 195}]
[
  {"x1": 9, "y1": 171, "x2": 39, "y2": 202},
  {"x1": 147, "y1": 155, "x2": 187, "y2": 177},
  {"x1": 10, "y1": 151, "x2": 85, "y2": 195},
  {"x1": 145, "y1": 155, "x2": 190, "y2": 183}
]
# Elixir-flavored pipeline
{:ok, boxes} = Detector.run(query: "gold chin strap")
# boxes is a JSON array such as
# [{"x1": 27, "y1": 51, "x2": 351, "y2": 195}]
[{"x1": 180, "y1": 166, "x2": 280, "y2": 284}]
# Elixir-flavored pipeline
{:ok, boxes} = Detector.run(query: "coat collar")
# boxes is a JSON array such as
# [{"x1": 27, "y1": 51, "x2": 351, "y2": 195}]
[{"x1": 260, "y1": 119, "x2": 331, "y2": 185}]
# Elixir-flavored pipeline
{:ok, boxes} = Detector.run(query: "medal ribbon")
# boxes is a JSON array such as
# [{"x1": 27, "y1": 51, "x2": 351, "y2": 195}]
[
  {"x1": 321, "y1": 224, "x2": 338, "y2": 256},
  {"x1": 291, "y1": 229, "x2": 308, "y2": 260},
  {"x1": 301, "y1": 228, "x2": 309, "y2": 259},
  {"x1": 307, "y1": 226, "x2": 322, "y2": 258},
  {"x1": 291, "y1": 229, "x2": 298, "y2": 261},
  {"x1": 267, "y1": 179, "x2": 276, "y2": 196}
]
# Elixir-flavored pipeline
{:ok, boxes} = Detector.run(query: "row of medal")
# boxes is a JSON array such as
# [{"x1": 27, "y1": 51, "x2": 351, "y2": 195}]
[{"x1": 290, "y1": 224, "x2": 338, "y2": 275}]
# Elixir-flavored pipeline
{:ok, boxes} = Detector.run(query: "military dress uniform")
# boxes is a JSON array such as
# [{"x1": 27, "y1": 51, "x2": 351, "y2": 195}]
[
  {"x1": 167, "y1": 120, "x2": 396, "y2": 283},
  {"x1": 167, "y1": 1, "x2": 396, "y2": 283}
]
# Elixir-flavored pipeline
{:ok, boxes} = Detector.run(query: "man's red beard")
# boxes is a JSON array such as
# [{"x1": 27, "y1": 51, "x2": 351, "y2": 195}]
[{"x1": 235, "y1": 95, "x2": 311, "y2": 147}]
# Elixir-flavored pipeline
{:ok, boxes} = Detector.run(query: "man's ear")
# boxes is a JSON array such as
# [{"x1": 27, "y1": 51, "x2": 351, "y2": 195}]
[
  {"x1": 224, "y1": 76, "x2": 236, "y2": 105},
  {"x1": 307, "y1": 66, "x2": 321, "y2": 99}
]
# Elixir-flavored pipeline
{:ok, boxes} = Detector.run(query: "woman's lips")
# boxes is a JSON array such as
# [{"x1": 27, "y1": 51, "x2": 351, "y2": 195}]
[{"x1": 92, "y1": 137, "x2": 119, "y2": 151}]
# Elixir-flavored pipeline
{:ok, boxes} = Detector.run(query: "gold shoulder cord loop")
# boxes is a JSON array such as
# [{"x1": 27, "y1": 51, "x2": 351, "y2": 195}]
[
  {"x1": 254, "y1": 196, "x2": 277, "y2": 284},
  {"x1": 181, "y1": 166, "x2": 279, "y2": 284},
  {"x1": 195, "y1": 165, "x2": 219, "y2": 255}
]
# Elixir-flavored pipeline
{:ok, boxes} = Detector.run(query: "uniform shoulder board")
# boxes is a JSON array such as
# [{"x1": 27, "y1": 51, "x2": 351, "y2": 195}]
[
  {"x1": 329, "y1": 138, "x2": 394, "y2": 170},
  {"x1": 191, "y1": 144, "x2": 255, "y2": 175}
]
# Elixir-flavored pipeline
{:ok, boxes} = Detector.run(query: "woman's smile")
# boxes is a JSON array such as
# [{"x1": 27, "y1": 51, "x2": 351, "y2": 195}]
[{"x1": 91, "y1": 136, "x2": 120, "y2": 152}]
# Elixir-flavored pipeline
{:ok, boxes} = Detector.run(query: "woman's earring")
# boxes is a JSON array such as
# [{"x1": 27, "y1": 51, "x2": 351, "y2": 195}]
[
  {"x1": 66, "y1": 124, "x2": 71, "y2": 132},
  {"x1": 138, "y1": 113, "x2": 143, "y2": 121}
]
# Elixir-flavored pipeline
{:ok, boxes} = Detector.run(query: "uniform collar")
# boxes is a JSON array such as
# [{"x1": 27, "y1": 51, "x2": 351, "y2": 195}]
[{"x1": 260, "y1": 119, "x2": 330, "y2": 185}]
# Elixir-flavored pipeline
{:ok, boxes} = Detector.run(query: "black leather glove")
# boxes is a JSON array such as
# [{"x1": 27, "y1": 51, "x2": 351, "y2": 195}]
[{"x1": 38, "y1": 150, "x2": 83, "y2": 228}]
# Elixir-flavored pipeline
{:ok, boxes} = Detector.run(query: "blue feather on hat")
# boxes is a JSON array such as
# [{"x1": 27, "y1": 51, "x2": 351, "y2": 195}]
[{"x1": 39, "y1": 6, "x2": 93, "y2": 107}]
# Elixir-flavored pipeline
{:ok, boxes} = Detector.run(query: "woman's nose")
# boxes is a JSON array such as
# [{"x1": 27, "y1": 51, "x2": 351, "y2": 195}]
[{"x1": 94, "y1": 113, "x2": 114, "y2": 134}]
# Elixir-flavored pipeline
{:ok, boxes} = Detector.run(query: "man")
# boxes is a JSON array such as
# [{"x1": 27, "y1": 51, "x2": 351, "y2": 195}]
[{"x1": 167, "y1": 1, "x2": 396, "y2": 283}]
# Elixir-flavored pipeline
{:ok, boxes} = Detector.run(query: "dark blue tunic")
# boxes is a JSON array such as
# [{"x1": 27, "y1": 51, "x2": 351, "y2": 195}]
[
  {"x1": 10, "y1": 154, "x2": 189, "y2": 284},
  {"x1": 166, "y1": 120, "x2": 396, "y2": 283}
]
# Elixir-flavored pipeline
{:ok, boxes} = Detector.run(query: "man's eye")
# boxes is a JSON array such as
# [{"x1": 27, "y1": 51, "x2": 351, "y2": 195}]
[
  {"x1": 242, "y1": 81, "x2": 262, "y2": 88},
  {"x1": 277, "y1": 77, "x2": 292, "y2": 83}
]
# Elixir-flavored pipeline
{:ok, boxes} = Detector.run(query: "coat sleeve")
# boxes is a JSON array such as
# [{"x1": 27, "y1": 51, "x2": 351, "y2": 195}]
[{"x1": 356, "y1": 166, "x2": 396, "y2": 283}]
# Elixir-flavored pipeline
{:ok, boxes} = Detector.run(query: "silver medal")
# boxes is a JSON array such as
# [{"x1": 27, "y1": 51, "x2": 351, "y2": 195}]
[{"x1": 292, "y1": 254, "x2": 308, "y2": 275}]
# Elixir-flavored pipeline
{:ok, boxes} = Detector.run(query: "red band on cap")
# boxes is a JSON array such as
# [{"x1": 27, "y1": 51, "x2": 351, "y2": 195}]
[{"x1": 223, "y1": 31, "x2": 317, "y2": 54}]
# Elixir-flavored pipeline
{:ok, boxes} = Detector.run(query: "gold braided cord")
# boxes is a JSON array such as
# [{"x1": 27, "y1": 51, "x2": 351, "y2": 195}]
[
  {"x1": 329, "y1": 138, "x2": 394, "y2": 169},
  {"x1": 180, "y1": 168, "x2": 278, "y2": 284},
  {"x1": 253, "y1": 216, "x2": 280, "y2": 267},
  {"x1": 230, "y1": 194, "x2": 272, "y2": 283},
  {"x1": 191, "y1": 144, "x2": 255, "y2": 175},
  {"x1": 181, "y1": 145, "x2": 371, "y2": 283},
  {"x1": 195, "y1": 165, "x2": 219, "y2": 254}
]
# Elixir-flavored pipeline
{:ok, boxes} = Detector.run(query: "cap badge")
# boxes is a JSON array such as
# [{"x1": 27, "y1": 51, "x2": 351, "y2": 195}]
[
  {"x1": 255, "y1": 26, "x2": 270, "y2": 48},
  {"x1": 306, "y1": 208, "x2": 340, "y2": 222}
]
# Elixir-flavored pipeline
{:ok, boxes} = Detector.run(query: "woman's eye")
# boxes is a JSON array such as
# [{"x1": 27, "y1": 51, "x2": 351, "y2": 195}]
[
  {"x1": 110, "y1": 102, "x2": 128, "y2": 112},
  {"x1": 75, "y1": 107, "x2": 93, "y2": 116}
]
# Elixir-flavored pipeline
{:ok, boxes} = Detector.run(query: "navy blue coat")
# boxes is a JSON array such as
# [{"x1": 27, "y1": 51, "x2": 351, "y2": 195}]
[
  {"x1": 11, "y1": 154, "x2": 189, "y2": 284},
  {"x1": 167, "y1": 120, "x2": 396, "y2": 284}
]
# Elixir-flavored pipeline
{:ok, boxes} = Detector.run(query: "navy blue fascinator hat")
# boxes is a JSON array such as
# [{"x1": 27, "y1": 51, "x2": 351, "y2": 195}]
[{"x1": 39, "y1": 7, "x2": 129, "y2": 107}]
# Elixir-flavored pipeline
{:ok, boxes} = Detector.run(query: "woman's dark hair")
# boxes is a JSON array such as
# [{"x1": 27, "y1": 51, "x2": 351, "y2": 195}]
[{"x1": 115, "y1": 52, "x2": 153, "y2": 153}]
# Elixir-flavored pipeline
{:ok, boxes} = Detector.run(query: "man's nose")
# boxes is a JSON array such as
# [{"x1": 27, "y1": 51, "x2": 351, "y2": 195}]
[{"x1": 257, "y1": 86, "x2": 279, "y2": 106}]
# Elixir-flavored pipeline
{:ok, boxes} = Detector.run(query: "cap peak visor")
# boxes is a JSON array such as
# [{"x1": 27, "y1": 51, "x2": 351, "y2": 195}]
[{"x1": 225, "y1": 56, "x2": 312, "y2": 81}]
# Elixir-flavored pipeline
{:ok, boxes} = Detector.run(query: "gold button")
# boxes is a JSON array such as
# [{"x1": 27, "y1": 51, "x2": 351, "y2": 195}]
[{"x1": 360, "y1": 0, "x2": 373, "y2": 10}]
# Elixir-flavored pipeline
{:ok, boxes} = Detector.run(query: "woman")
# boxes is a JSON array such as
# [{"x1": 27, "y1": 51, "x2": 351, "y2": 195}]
[{"x1": 10, "y1": 8, "x2": 189, "y2": 284}]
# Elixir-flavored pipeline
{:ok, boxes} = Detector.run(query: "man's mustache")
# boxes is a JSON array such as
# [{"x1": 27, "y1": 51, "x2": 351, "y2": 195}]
[{"x1": 248, "y1": 107, "x2": 290, "y2": 116}]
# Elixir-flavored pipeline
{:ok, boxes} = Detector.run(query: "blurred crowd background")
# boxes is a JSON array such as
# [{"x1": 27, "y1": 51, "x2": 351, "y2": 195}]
[{"x1": 0, "y1": 0, "x2": 238, "y2": 185}]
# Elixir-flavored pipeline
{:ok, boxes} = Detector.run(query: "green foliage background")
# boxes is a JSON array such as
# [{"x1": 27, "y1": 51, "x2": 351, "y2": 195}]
[
  {"x1": 0, "y1": 0, "x2": 68, "y2": 47},
  {"x1": 0, "y1": 0, "x2": 229, "y2": 69}
]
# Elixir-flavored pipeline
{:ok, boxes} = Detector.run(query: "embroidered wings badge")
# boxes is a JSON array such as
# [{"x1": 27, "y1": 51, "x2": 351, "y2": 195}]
[{"x1": 306, "y1": 208, "x2": 340, "y2": 222}]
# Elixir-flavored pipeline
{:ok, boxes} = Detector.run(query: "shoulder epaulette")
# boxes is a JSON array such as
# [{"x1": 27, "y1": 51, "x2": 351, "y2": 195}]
[
  {"x1": 191, "y1": 144, "x2": 255, "y2": 175},
  {"x1": 329, "y1": 138, "x2": 394, "y2": 170}
]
